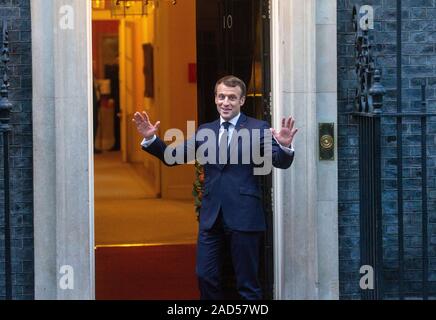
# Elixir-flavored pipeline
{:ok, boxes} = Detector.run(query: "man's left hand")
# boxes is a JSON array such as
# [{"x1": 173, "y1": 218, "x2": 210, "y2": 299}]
[{"x1": 271, "y1": 117, "x2": 298, "y2": 148}]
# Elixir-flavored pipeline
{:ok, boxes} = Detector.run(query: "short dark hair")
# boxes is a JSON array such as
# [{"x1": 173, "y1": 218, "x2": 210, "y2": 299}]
[{"x1": 215, "y1": 75, "x2": 247, "y2": 98}]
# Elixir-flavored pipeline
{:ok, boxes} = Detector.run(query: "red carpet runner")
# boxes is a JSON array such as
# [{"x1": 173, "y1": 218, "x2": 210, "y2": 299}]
[{"x1": 95, "y1": 244, "x2": 200, "y2": 300}]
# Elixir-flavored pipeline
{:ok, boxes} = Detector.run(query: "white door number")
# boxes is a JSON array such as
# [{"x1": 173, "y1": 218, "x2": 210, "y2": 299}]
[{"x1": 223, "y1": 15, "x2": 233, "y2": 29}]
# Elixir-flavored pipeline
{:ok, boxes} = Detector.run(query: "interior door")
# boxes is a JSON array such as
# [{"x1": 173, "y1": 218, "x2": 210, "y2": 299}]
[
  {"x1": 119, "y1": 20, "x2": 128, "y2": 162},
  {"x1": 124, "y1": 21, "x2": 135, "y2": 162}
]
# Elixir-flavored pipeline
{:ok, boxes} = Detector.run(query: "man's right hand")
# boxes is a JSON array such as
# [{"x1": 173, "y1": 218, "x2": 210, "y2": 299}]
[{"x1": 132, "y1": 111, "x2": 161, "y2": 140}]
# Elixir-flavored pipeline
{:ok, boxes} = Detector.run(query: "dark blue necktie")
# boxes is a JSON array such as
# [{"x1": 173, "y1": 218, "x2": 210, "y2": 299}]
[{"x1": 219, "y1": 122, "x2": 231, "y2": 164}]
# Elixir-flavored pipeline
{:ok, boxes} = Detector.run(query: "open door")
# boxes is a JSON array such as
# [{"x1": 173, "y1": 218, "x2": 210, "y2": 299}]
[{"x1": 196, "y1": 0, "x2": 273, "y2": 299}]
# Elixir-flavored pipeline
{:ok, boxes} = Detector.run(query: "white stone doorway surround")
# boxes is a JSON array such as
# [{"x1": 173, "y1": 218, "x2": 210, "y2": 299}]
[{"x1": 271, "y1": 0, "x2": 338, "y2": 299}]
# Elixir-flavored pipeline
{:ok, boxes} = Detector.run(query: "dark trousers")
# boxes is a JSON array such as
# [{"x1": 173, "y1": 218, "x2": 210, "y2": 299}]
[{"x1": 196, "y1": 212, "x2": 263, "y2": 300}]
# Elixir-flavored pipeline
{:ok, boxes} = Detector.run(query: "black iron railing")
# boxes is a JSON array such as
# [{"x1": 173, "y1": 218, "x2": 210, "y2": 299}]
[
  {"x1": 0, "y1": 20, "x2": 12, "y2": 300},
  {"x1": 352, "y1": 2, "x2": 435, "y2": 300},
  {"x1": 352, "y1": 4, "x2": 385, "y2": 299}
]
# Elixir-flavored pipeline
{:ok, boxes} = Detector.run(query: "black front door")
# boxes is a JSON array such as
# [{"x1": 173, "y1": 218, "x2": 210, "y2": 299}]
[
  {"x1": 197, "y1": 0, "x2": 270, "y2": 123},
  {"x1": 196, "y1": 0, "x2": 273, "y2": 299}
]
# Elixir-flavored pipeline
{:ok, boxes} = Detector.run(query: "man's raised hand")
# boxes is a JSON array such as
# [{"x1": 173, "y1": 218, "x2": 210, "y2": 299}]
[
  {"x1": 271, "y1": 116, "x2": 298, "y2": 148},
  {"x1": 132, "y1": 111, "x2": 160, "y2": 140}
]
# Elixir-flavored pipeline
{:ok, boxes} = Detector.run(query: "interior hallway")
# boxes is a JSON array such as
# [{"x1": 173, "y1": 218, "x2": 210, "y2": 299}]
[
  {"x1": 94, "y1": 152, "x2": 200, "y2": 299},
  {"x1": 94, "y1": 151, "x2": 198, "y2": 246}
]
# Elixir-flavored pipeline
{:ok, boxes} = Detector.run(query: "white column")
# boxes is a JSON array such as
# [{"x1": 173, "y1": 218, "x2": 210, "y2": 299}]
[
  {"x1": 32, "y1": 0, "x2": 94, "y2": 299},
  {"x1": 272, "y1": 0, "x2": 339, "y2": 300},
  {"x1": 316, "y1": 0, "x2": 339, "y2": 299},
  {"x1": 32, "y1": 0, "x2": 57, "y2": 300},
  {"x1": 272, "y1": 0, "x2": 319, "y2": 299}
]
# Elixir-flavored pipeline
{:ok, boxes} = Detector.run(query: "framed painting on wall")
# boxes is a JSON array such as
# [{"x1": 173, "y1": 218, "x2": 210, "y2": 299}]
[{"x1": 143, "y1": 43, "x2": 154, "y2": 98}]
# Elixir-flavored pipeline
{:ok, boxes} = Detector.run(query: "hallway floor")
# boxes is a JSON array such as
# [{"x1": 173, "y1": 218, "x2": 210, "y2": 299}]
[
  {"x1": 94, "y1": 151, "x2": 200, "y2": 299},
  {"x1": 94, "y1": 151, "x2": 198, "y2": 246}
]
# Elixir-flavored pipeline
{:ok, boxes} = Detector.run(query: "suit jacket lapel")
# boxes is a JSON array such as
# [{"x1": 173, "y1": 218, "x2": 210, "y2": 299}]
[
  {"x1": 211, "y1": 119, "x2": 223, "y2": 169},
  {"x1": 226, "y1": 113, "x2": 248, "y2": 165},
  {"x1": 234, "y1": 113, "x2": 248, "y2": 132},
  {"x1": 229, "y1": 113, "x2": 248, "y2": 148}
]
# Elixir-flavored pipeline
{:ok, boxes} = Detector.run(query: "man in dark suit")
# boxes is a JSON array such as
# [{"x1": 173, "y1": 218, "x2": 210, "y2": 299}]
[{"x1": 133, "y1": 75, "x2": 298, "y2": 300}]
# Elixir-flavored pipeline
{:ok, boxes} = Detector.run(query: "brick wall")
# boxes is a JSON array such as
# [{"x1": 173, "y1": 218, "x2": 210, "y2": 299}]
[
  {"x1": 338, "y1": 0, "x2": 436, "y2": 299},
  {"x1": 0, "y1": 0, "x2": 33, "y2": 300}
]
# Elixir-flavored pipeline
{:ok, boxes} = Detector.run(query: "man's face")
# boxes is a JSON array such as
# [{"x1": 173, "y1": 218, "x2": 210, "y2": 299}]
[{"x1": 215, "y1": 83, "x2": 245, "y2": 121}]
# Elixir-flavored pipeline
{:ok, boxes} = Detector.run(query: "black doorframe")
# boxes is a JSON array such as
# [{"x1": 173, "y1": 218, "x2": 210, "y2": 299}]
[{"x1": 196, "y1": 0, "x2": 273, "y2": 299}]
